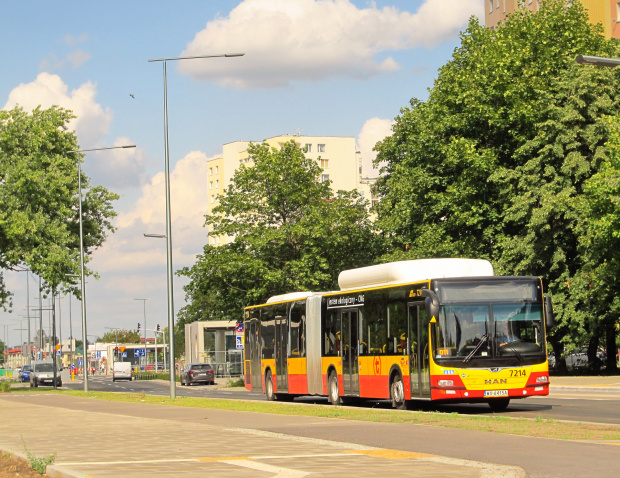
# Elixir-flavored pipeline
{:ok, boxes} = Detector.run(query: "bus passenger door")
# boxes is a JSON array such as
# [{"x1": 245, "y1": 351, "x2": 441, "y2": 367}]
[
  {"x1": 249, "y1": 319, "x2": 262, "y2": 391},
  {"x1": 275, "y1": 315, "x2": 288, "y2": 393},
  {"x1": 408, "y1": 303, "x2": 430, "y2": 398},
  {"x1": 341, "y1": 309, "x2": 360, "y2": 396}
]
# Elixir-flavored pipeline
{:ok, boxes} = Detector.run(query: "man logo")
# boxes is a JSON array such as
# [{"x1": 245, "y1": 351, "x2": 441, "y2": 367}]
[{"x1": 485, "y1": 379, "x2": 507, "y2": 385}]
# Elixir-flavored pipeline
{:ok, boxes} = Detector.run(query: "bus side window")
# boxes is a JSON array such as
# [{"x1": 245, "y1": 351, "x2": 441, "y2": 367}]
[
  {"x1": 388, "y1": 302, "x2": 407, "y2": 356},
  {"x1": 324, "y1": 310, "x2": 340, "y2": 356}
]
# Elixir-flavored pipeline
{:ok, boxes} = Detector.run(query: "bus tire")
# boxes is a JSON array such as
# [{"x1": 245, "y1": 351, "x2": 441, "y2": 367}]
[
  {"x1": 488, "y1": 398, "x2": 510, "y2": 412},
  {"x1": 391, "y1": 373, "x2": 406, "y2": 410},
  {"x1": 328, "y1": 371, "x2": 341, "y2": 406},
  {"x1": 265, "y1": 371, "x2": 275, "y2": 401}
]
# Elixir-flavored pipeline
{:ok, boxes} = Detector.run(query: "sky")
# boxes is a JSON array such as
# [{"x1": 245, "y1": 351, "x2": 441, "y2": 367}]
[{"x1": 0, "y1": 0, "x2": 484, "y2": 347}]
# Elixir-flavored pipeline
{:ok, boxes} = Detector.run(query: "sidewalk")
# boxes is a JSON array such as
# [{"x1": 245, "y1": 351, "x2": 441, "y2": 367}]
[
  {"x1": 0, "y1": 393, "x2": 524, "y2": 478},
  {"x1": 549, "y1": 375, "x2": 620, "y2": 393}
]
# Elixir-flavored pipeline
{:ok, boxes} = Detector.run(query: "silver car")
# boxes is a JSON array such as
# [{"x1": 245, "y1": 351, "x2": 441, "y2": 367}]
[{"x1": 30, "y1": 361, "x2": 62, "y2": 387}]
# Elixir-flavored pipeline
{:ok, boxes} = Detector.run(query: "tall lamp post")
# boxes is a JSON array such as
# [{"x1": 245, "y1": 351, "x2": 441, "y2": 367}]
[
  {"x1": 148, "y1": 52, "x2": 244, "y2": 399},
  {"x1": 67, "y1": 144, "x2": 136, "y2": 391},
  {"x1": 134, "y1": 299, "x2": 147, "y2": 371}
]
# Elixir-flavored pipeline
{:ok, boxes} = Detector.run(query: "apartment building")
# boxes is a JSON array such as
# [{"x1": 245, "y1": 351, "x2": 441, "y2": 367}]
[
  {"x1": 206, "y1": 134, "x2": 374, "y2": 246},
  {"x1": 485, "y1": 0, "x2": 620, "y2": 39}
]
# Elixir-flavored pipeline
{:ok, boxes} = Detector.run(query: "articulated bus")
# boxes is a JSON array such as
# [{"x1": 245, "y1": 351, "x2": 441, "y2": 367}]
[{"x1": 243, "y1": 259, "x2": 554, "y2": 410}]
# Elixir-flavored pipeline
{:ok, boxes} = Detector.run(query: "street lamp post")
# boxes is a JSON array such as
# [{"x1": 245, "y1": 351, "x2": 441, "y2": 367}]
[
  {"x1": 67, "y1": 144, "x2": 136, "y2": 392},
  {"x1": 134, "y1": 299, "x2": 147, "y2": 371},
  {"x1": 148, "y1": 52, "x2": 244, "y2": 399},
  {"x1": 575, "y1": 55, "x2": 620, "y2": 67}
]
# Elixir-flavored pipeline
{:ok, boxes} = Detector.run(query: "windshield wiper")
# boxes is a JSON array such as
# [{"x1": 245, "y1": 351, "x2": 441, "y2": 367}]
[
  {"x1": 463, "y1": 334, "x2": 488, "y2": 363},
  {"x1": 502, "y1": 341, "x2": 524, "y2": 363}
]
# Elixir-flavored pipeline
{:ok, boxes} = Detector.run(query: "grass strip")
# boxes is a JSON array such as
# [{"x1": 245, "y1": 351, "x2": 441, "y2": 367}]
[{"x1": 52, "y1": 389, "x2": 620, "y2": 442}]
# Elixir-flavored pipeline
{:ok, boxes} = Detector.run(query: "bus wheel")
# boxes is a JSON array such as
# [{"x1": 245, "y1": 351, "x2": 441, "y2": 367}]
[
  {"x1": 391, "y1": 374, "x2": 406, "y2": 410},
  {"x1": 265, "y1": 371, "x2": 275, "y2": 401},
  {"x1": 328, "y1": 372, "x2": 341, "y2": 406},
  {"x1": 488, "y1": 398, "x2": 510, "y2": 412}
]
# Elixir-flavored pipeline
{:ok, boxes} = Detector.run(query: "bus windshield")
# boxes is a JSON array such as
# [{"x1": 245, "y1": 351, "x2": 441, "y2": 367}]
[{"x1": 434, "y1": 302, "x2": 545, "y2": 366}]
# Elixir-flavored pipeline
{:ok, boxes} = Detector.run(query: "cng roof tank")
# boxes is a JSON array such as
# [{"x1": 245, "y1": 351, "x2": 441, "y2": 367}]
[{"x1": 338, "y1": 258, "x2": 494, "y2": 291}]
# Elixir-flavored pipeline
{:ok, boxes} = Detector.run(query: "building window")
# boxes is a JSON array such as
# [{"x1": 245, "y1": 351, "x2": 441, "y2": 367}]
[
  {"x1": 321, "y1": 174, "x2": 329, "y2": 183},
  {"x1": 305, "y1": 144, "x2": 312, "y2": 153},
  {"x1": 209, "y1": 168, "x2": 212, "y2": 176},
  {"x1": 210, "y1": 195, "x2": 215, "y2": 204},
  {"x1": 209, "y1": 181, "x2": 213, "y2": 190},
  {"x1": 317, "y1": 144, "x2": 326, "y2": 153},
  {"x1": 320, "y1": 158, "x2": 329, "y2": 168},
  {"x1": 489, "y1": 0, "x2": 493, "y2": 13},
  {"x1": 216, "y1": 180, "x2": 219, "y2": 189},
  {"x1": 215, "y1": 166, "x2": 219, "y2": 174}
]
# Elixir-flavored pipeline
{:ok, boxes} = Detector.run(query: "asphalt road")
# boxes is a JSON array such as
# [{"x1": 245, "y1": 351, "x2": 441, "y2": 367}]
[{"x1": 60, "y1": 372, "x2": 620, "y2": 427}]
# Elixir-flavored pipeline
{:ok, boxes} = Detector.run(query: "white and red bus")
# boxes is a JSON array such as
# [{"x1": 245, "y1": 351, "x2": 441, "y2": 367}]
[{"x1": 244, "y1": 259, "x2": 554, "y2": 410}]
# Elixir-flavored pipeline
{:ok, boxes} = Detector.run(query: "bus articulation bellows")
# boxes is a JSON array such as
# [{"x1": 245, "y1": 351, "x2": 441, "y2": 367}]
[{"x1": 243, "y1": 259, "x2": 554, "y2": 411}]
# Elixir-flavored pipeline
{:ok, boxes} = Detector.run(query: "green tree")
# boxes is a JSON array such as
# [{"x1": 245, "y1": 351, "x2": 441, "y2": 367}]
[
  {"x1": 373, "y1": 0, "x2": 620, "y2": 370},
  {"x1": 178, "y1": 140, "x2": 383, "y2": 326},
  {"x1": 99, "y1": 329, "x2": 142, "y2": 344},
  {"x1": 579, "y1": 115, "x2": 620, "y2": 368},
  {"x1": 0, "y1": 105, "x2": 119, "y2": 305}
]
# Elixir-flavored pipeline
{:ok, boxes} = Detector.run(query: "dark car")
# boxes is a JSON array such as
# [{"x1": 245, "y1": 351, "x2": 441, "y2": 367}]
[
  {"x1": 19, "y1": 365, "x2": 31, "y2": 383},
  {"x1": 180, "y1": 363, "x2": 215, "y2": 386}
]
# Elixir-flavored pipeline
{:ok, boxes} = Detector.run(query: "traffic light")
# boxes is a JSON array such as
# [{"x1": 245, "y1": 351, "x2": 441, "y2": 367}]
[
  {"x1": 137, "y1": 323, "x2": 141, "y2": 332},
  {"x1": 156, "y1": 324, "x2": 160, "y2": 332}
]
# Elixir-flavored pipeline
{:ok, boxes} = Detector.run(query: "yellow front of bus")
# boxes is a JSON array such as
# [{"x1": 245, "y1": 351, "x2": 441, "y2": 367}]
[{"x1": 426, "y1": 277, "x2": 551, "y2": 405}]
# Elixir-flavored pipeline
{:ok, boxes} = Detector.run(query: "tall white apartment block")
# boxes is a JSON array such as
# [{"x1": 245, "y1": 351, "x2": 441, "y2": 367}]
[{"x1": 206, "y1": 134, "x2": 375, "y2": 245}]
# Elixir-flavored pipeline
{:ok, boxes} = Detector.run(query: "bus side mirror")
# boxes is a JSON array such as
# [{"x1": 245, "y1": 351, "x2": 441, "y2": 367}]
[
  {"x1": 544, "y1": 295, "x2": 555, "y2": 329},
  {"x1": 421, "y1": 289, "x2": 439, "y2": 320}
]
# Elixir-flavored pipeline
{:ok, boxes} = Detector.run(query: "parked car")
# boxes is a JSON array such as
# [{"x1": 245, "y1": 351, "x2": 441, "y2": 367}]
[
  {"x1": 146, "y1": 364, "x2": 166, "y2": 371},
  {"x1": 549, "y1": 348, "x2": 606, "y2": 371},
  {"x1": 30, "y1": 361, "x2": 62, "y2": 387},
  {"x1": 180, "y1": 363, "x2": 215, "y2": 386},
  {"x1": 19, "y1": 365, "x2": 31, "y2": 383}
]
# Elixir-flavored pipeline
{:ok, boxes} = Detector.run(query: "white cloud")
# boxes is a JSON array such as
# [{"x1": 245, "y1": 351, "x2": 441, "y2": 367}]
[
  {"x1": 105, "y1": 150, "x2": 212, "y2": 274},
  {"x1": 179, "y1": 0, "x2": 482, "y2": 88},
  {"x1": 3, "y1": 73, "x2": 144, "y2": 189},
  {"x1": 66, "y1": 49, "x2": 92, "y2": 68},
  {"x1": 358, "y1": 117, "x2": 394, "y2": 178},
  {"x1": 85, "y1": 150, "x2": 212, "y2": 331},
  {"x1": 85, "y1": 137, "x2": 146, "y2": 189},
  {"x1": 4, "y1": 72, "x2": 112, "y2": 147},
  {"x1": 62, "y1": 33, "x2": 89, "y2": 47}
]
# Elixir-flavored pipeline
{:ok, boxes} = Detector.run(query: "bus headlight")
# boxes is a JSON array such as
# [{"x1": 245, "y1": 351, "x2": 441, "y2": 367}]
[
  {"x1": 438, "y1": 380, "x2": 454, "y2": 387},
  {"x1": 536, "y1": 376, "x2": 548, "y2": 383}
]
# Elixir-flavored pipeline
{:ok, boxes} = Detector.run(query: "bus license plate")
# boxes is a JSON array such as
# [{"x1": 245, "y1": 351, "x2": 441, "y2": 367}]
[{"x1": 484, "y1": 390, "x2": 508, "y2": 397}]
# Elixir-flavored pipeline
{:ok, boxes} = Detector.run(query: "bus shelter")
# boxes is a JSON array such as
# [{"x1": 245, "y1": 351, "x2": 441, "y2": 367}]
[{"x1": 184, "y1": 321, "x2": 242, "y2": 377}]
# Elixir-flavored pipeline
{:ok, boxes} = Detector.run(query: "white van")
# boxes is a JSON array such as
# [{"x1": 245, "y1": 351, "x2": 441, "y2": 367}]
[{"x1": 112, "y1": 362, "x2": 132, "y2": 382}]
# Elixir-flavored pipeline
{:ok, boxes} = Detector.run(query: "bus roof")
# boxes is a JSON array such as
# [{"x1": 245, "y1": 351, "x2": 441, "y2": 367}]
[
  {"x1": 266, "y1": 291, "x2": 315, "y2": 304},
  {"x1": 338, "y1": 259, "x2": 494, "y2": 291}
]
